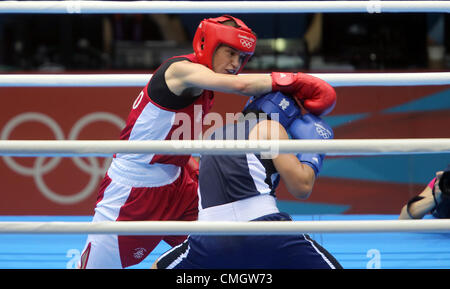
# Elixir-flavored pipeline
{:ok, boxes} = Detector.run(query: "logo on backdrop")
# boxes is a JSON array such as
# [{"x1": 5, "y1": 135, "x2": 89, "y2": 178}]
[{"x1": 1, "y1": 112, "x2": 125, "y2": 205}]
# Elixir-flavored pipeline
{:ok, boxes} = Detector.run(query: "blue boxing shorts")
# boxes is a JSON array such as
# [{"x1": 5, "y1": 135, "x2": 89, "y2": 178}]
[{"x1": 155, "y1": 212, "x2": 342, "y2": 269}]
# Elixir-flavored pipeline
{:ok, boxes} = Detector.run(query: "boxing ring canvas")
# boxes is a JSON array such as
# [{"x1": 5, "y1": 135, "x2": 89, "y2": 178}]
[{"x1": 0, "y1": 214, "x2": 448, "y2": 269}]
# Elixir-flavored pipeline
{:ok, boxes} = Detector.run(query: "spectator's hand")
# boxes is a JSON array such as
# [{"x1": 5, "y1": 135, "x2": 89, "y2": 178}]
[{"x1": 435, "y1": 171, "x2": 449, "y2": 201}]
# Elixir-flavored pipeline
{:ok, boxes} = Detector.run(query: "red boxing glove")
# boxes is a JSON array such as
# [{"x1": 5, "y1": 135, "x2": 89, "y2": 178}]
[
  {"x1": 185, "y1": 156, "x2": 199, "y2": 182},
  {"x1": 271, "y1": 72, "x2": 336, "y2": 116}
]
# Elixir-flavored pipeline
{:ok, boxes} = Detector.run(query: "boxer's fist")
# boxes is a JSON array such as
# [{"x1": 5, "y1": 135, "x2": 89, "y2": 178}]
[
  {"x1": 271, "y1": 72, "x2": 336, "y2": 116},
  {"x1": 288, "y1": 113, "x2": 334, "y2": 176},
  {"x1": 185, "y1": 156, "x2": 199, "y2": 182}
]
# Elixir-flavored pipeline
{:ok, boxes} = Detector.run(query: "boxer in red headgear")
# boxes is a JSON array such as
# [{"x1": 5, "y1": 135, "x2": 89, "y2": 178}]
[
  {"x1": 79, "y1": 15, "x2": 336, "y2": 269},
  {"x1": 178, "y1": 15, "x2": 335, "y2": 116},
  {"x1": 193, "y1": 15, "x2": 256, "y2": 74}
]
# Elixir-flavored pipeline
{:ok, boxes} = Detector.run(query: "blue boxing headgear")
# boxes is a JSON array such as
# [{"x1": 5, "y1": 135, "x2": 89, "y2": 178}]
[{"x1": 243, "y1": 91, "x2": 301, "y2": 128}]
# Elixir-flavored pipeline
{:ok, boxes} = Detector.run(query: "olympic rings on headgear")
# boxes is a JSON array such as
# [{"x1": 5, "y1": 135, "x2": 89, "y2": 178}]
[
  {"x1": 240, "y1": 39, "x2": 254, "y2": 49},
  {"x1": 1, "y1": 112, "x2": 125, "y2": 204}
]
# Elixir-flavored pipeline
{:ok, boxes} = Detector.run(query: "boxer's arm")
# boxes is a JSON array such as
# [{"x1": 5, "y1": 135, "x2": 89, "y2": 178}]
[
  {"x1": 165, "y1": 60, "x2": 272, "y2": 96},
  {"x1": 165, "y1": 61, "x2": 336, "y2": 117},
  {"x1": 274, "y1": 153, "x2": 316, "y2": 200},
  {"x1": 251, "y1": 120, "x2": 315, "y2": 199}
]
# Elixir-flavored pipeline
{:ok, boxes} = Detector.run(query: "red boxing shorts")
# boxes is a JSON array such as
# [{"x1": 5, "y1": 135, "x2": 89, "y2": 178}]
[{"x1": 79, "y1": 166, "x2": 198, "y2": 269}]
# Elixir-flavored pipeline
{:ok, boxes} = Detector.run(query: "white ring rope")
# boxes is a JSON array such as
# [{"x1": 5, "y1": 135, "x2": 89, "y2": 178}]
[
  {"x1": 1, "y1": 73, "x2": 449, "y2": 87},
  {"x1": 1, "y1": 2, "x2": 449, "y2": 239},
  {"x1": 0, "y1": 219, "x2": 449, "y2": 235},
  {"x1": 0, "y1": 139, "x2": 449, "y2": 157},
  {"x1": 0, "y1": 1, "x2": 449, "y2": 14}
]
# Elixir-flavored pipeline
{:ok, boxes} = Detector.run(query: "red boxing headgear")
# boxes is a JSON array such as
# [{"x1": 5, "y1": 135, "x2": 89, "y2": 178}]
[{"x1": 193, "y1": 15, "x2": 256, "y2": 74}]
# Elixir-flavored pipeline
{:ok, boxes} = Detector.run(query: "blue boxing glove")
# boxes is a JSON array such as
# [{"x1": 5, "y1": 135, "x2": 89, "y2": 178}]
[{"x1": 288, "y1": 113, "x2": 334, "y2": 176}]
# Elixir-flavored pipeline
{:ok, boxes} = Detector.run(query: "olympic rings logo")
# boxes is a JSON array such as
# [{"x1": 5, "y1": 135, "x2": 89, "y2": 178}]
[
  {"x1": 240, "y1": 39, "x2": 254, "y2": 49},
  {"x1": 314, "y1": 123, "x2": 333, "y2": 139},
  {"x1": 1, "y1": 112, "x2": 125, "y2": 205}
]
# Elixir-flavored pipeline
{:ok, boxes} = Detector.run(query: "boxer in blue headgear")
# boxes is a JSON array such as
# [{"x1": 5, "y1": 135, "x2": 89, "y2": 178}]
[
  {"x1": 243, "y1": 91, "x2": 334, "y2": 176},
  {"x1": 152, "y1": 90, "x2": 341, "y2": 269}
]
